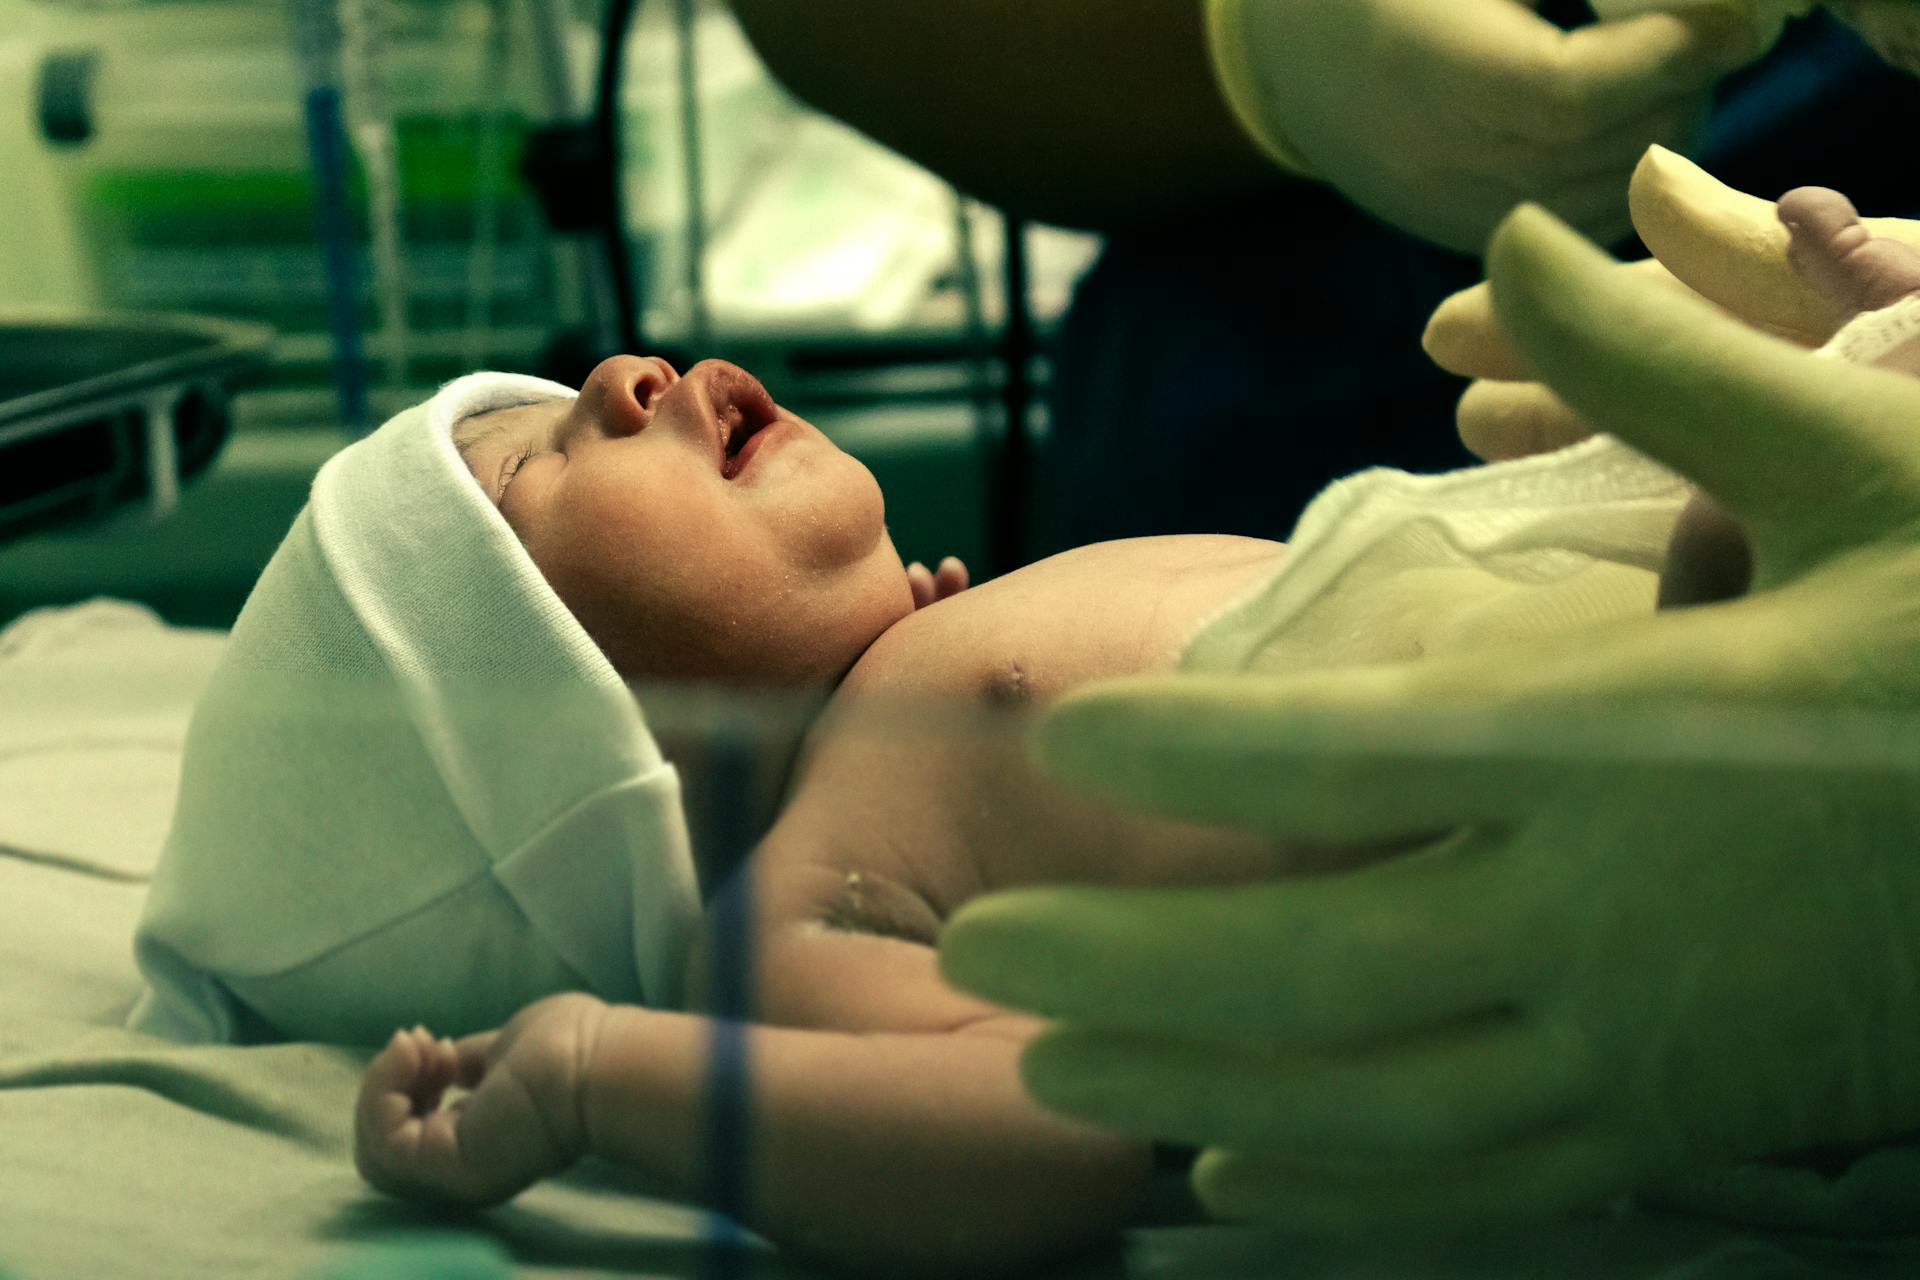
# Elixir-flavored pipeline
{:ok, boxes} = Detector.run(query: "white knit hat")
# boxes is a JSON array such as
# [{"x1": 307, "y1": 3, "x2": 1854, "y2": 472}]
[{"x1": 130, "y1": 374, "x2": 701, "y2": 1045}]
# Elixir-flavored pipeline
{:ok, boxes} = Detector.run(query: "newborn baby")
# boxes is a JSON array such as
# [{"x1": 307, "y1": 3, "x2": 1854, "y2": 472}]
[
  {"x1": 363, "y1": 358, "x2": 1294, "y2": 1278},
  {"x1": 346, "y1": 186, "x2": 1920, "y2": 1278}
]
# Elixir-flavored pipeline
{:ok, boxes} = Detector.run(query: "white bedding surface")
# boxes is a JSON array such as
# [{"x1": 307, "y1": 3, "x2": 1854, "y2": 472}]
[
  {"x1": 0, "y1": 602, "x2": 761, "y2": 1280},
  {"x1": 2, "y1": 600, "x2": 1914, "y2": 1279}
]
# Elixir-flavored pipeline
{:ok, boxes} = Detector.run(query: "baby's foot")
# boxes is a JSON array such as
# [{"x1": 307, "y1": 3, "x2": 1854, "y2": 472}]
[
  {"x1": 1662, "y1": 190, "x2": 1920, "y2": 610},
  {"x1": 1779, "y1": 187, "x2": 1920, "y2": 319},
  {"x1": 1780, "y1": 186, "x2": 1920, "y2": 378}
]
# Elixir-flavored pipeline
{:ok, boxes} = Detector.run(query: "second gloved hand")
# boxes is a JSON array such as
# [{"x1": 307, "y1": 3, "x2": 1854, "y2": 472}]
[
  {"x1": 1209, "y1": 0, "x2": 1773, "y2": 253},
  {"x1": 939, "y1": 205, "x2": 1920, "y2": 1235}
]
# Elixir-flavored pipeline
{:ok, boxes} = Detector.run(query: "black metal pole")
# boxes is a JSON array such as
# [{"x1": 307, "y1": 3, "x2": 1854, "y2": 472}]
[{"x1": 991, "y1": 217, "x2": 1033, "y2": 576}]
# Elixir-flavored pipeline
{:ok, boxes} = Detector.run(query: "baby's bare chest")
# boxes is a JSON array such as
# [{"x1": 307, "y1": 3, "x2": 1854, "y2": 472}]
[
  {"x1": 896, "y1": 535, "x2": 1282, "y2": 697},
  {"x1": 767, "y1": 537, "x2": 1287, "y2": 931}
]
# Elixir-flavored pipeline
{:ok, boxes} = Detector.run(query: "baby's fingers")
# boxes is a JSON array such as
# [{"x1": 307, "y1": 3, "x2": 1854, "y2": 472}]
[
  {"x1": 358, "y1": 1027, "x2": 452, "y2": 1116},
  {"x1": 454, "y1": 1031, "x2": 497, "y2": 1089},
  {"x1": 354, "y1": 1028, "x2": 488, "y2": 1200},
  {"x1": 932, "y1": 556, "x2": 970, "y2": 600},
  {"x1": 908, "y1": 557, "x2": 971, "y2": 609},
  {"x1": 356, "y1": 1030, "x2": 437, "y2": 1180},
  {"x1": 907, "y1": 562, "x2": 936, "y2": 610}
]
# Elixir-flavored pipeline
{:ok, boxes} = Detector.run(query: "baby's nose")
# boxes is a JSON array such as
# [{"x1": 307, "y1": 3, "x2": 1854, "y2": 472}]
[{"x1": 580, "y1": 355, "x2": 679, "y2": 435}]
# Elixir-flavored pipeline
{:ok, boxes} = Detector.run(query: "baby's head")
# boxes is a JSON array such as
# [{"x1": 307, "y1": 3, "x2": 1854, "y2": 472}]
[
  {"x1": 453, "y1": 355, "x2": 914, "y2": 685},
  {"x1": 131, "y1": 361, "x2": 899, "y2": 1047}
]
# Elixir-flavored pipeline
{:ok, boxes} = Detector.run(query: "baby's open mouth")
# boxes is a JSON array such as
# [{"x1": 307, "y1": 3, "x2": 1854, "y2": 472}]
[
  {"x1": 724, "y1": 416, "x2": 757, "y2": 463},
  {"x1": 721, "y1": 412, "x2": 771, "y2": 480},
  {"x1": 711, "y1": 367, "x2": 781, "y2": 479}
]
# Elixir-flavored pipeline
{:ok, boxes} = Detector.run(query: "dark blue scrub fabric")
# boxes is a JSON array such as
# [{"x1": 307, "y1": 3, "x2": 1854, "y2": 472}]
[{"x1": 1042, "y1": 11, "x2": 1920, "y2": 552}]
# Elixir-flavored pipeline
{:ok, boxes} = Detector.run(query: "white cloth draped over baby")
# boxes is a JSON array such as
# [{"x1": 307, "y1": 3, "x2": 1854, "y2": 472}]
[
  {"x1": 130, "y1": 374, "x2": 701, "y2": 1046},
  {"x1": 1183, "y1": 296, "x2": 1920, "y2": 679}
]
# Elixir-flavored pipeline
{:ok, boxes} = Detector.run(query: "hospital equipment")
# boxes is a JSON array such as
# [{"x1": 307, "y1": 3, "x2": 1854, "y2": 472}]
[{"x1": 0, "y1": 310, "x2": 271, "y2": 541}]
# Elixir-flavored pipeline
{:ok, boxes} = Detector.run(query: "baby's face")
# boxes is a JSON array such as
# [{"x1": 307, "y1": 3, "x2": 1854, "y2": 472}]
[{"x1": 456, "y1": 355, "x2": 913, "y2": 685}]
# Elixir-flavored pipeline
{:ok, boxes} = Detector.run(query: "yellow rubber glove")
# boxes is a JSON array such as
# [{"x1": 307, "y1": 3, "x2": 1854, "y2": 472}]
[
  {"x1": 1428, "y1": 146, "x2": 1920, "y2": 462},
  {"x1": 1204, "y1": 0, "x2": 1775, "y2": 253},
  {"x1": 939, "y1": 203, "x2": 1920, "y2": 1235}
]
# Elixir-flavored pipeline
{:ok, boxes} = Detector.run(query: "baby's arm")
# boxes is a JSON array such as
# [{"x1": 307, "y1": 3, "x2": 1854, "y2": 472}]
[
  {"x1": 357, "y1": 980, "x2": 1147, "y2": 1279},
  {"x1": 588, "y1": 1001, "x2": 1147, "y2": 1277}
]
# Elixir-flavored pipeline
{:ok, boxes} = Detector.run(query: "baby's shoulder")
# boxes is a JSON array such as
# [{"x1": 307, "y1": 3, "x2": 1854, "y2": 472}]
[{"x1": 842, "y1": 534, "x2": 1284, "y2": 708}]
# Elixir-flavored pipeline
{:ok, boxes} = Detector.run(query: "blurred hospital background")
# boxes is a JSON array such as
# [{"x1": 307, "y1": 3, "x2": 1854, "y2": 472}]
[{"x1": 0, "y1": 0, "x2": 1102, "y2": 628}]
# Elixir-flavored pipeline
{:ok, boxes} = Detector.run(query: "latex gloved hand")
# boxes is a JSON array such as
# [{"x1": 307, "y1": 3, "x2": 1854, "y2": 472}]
[
  {"x1": 1207, "y1": 0, "x2": 1775, "y2": 253},
  {"x1": 1427, "y1": 145, "x2": 1920, "y2": 462},
  {"x1": 939, "y1": 204, "x2": 1920, "y2": 1235},
  {"x1": 1823, "y1": 0, "x2": 1920, "y2": 75}
]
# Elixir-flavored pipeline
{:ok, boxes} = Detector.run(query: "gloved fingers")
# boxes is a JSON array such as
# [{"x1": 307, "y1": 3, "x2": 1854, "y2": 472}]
[
  {"x1": 940, "y1": 831, "x2": 1541, "y2": 1046},
  {"x1": 1455, "y1": 378, "x2": 1594, "y2": 462},
  {"x1": 1028, "y1": 665, "x2": 1605, "y2": 841},
  {"x1": 1423, "y1": 257, "x2": 1680, "y2": 380},
  {"x1": 1188, "y1": 1129, "x2": 1639, "y2": 1235},
  {"x1": 1531, "y1": 168, "x2": 1644, "y2": 255},
  {"x1": 1529, "y1": 99, "x2": 1714, "y2": 243},
  {"x1": 1627, "y1": 146, "x2": 1842, "y2": 345},
  {"x1": 1018, "y1": 1015, "x2": 1592, "y2": 1160},
  {"x1": 1494, "y1": 7, "x2": 1766, "y2": 143},
  {"x1": 1485, "y1": 88, "x2": 1708, "y2": 191},
  {"x1": 1488, "y1": 203, "x2": 1920, "y2": 568},
  {"x1": 1028, "y1": 585, "x2": 1853, "y2": 836}
]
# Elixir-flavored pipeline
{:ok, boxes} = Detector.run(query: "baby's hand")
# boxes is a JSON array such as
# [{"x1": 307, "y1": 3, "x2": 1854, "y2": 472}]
[
  {"x1": 353, "y1": 992, "x2": 609, "y2": 1206},
  {"x1": 907, "y1": 556, "x2": 970, "y2": 610}
]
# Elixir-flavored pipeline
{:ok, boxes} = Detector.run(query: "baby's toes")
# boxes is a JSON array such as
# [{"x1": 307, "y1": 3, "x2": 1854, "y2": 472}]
[{"x1": 1781, "y1": 187, "x2": 1920, "y2": 316}]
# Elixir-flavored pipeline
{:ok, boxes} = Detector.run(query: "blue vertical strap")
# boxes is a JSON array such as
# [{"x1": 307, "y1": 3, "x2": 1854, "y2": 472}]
[
  {"x1": 700, "y1": 734, "x2": 754, "y2": 1280},
  {"x1": 300, "y1": 83, "x2": 371, "y2": 436}
]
